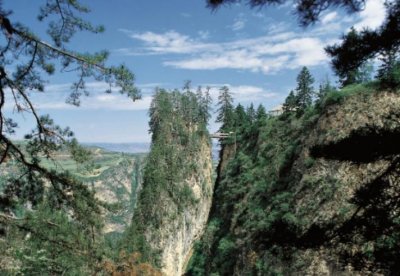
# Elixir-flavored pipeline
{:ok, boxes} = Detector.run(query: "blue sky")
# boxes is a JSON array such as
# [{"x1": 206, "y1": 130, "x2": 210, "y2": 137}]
[{"x1": 3, "y1": 0, "x2": 386, "y2": 143}]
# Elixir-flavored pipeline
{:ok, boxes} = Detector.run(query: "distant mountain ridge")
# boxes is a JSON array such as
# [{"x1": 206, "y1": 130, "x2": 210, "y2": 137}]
[{"x1": 83, "y1": 142, "x2": 150, "y2": 154}]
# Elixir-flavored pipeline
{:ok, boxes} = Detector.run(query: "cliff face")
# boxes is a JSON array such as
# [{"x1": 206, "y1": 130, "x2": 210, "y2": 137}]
[
  {"x1": 153, "y1": 139, "x2": 213, "y2": 276},
  {"x1": 187, "y1": 90, "x2": 400, "y2": 275},
  {"x1": 124, "y1": 89, "x2": 214, "y2": 276},
  {"x1": 295, "y1": 91, "x2": 400, "y2": 274}
]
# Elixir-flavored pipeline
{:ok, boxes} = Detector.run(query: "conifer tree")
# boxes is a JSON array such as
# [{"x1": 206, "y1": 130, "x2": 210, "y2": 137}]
[
  {"x1": 246, "y1": 103, "x2": 256, "y2": 123},
  {"x1": 197, "y1": 86, "x2": 213, "y2": 125},
  {"x1": 283, "y1": 90, "x2": 297, "y2": 113},
  {"x1": 294, "y1": 67, "x2": 314, "y2": 112},
  {"x1": 234, "y1": 104, "x2": 247, "y2": 129},
  {"x1": 216, "y1": 86, "x2": 234, "y2": 131},
  {"x1": 204, "y1": 87, "x2": 213, "y2": 120},
  {"x1": 256, "y1": 104, "x2": 267, "y2": 122}
]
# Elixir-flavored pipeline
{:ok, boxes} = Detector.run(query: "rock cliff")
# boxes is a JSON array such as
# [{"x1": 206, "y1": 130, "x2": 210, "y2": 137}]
[
  {"x1": 187, "y1": 89, "x2": 400, "y2": 275},
  {"x1": 124, "y1": 89, "x2": 214, "y2": 275}
]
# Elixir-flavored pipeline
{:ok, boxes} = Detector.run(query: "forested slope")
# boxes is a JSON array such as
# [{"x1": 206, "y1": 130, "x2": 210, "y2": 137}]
[{"x1": 187, "y1": 86, "x2": 400, "y2": 275}]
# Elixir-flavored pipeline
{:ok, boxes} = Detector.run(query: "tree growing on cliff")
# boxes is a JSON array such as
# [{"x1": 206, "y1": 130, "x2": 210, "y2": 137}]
[
  {"x1": 234, "y1": 104, "x2": 247, "y2": 129},
  {"x1": 283, "y1": 90, "x2": 297, "y2": 113},
  {"x1": 295, "y1": 66, "x2": 314, "y2": 113},
  {"x1": 246, "y1": 103, "x2": 256, "y2": 123},
  {"x1": 282, "y1": 67, "x2": 314, "y2": 115},
  {"x1": 216, "y1": 86, "x2": 235, "y2": 131},
  {"x1": 197, "y1": 86, "x2": 213, "y2": 126},
  {"x1": 256, "y1": 104, "x2": 267, "y2": 122}
]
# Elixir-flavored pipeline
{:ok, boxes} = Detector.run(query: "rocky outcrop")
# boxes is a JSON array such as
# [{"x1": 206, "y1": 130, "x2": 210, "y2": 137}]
[{"x1": 291, "y1": 91, "x2": 400, "y2": 274}]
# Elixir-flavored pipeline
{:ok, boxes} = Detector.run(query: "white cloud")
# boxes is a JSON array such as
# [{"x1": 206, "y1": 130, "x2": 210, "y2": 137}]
[
  {"x1": 117, "y1": 1, "x2": 386, "y2": 77},
  {"x1": 38, "y1": 94, "x2": 152, "y2": 111},
  {"x1": 129, "y1": 31, "x2": 197, "y2": 54},
  {"x1": 354, "y1": 0, "x2": 386, "y2": 30},
  {"x1": 321, "y1": 11, "x2": 338, "y2": 25},
  {"x1": 119, "y1": 30, "x2": 217, "y2": 55},
  {"x1": 164, "y1": 36, "x2": 327, "y2": 74},
  {"x1": 4, "y1": 82, "x2": 154, "y2": 111},
  {"x1": 231, "y1": 85, "x2": 277, "y2": 101},
  {"x1": 121, "y1": 29, "x2": 329, "y2": 74}
]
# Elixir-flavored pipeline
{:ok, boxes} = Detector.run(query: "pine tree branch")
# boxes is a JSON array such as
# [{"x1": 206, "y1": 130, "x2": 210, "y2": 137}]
[
  {"x1": 0, "y1": 14, "x2": 108, "y2": 72},
  {"x1": 15, "y1": 41, "x2": 38, "y2": 82},
  {"x1": 55, "y1": 0, "x2": 67, "y2": 38},
  {"x1": 17, "y1": 30, "x2": 108, "y2": 72},
  {"x1": 6, "y1": 80, "x2": 44, "y2": 133}
]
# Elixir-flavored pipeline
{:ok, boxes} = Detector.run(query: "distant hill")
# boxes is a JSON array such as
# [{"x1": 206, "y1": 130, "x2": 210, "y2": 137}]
[{"x1": 83, "y1": 142, "x2": 150, "y2": 154}]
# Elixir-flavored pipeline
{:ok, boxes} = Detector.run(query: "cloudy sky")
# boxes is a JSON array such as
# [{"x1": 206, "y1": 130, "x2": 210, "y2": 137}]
[{"x1": 3, "y1": 0, "x2": 386, "y2": 143}]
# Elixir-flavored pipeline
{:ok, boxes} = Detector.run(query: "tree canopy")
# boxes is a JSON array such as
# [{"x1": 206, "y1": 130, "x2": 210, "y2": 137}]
[
  {"x1": 283, "y1": 66, "x2": 314, "y2": 114},
  {"x1": 295, "y1": 66, "x2": 314, "y2": 110},
  {"x1": 216, "y1": 85, "x2": 234, "y2": 132}
]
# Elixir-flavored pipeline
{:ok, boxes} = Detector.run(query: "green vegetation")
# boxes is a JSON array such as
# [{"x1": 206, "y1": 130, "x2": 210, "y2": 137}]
[
  {"x1": 1, "y1": 0, "x2": 399, "y2": 274},
  {"x1": 0, "y1": 1, "x2": 139, "y2": 274},
  {"x1": 283, "y1": 66, "x2": 315, "y2": 115},
  {"x1": 187, "y1": 104, "x2": 312, "y2": 275},
  {"x1": 187, "y1": 65, "x2": 400, "y2": 275},
  {"x1": 0, "y1": 144, "x2": 145, "y2": 274},
  {"x1": 326, "y1": 2, "x2": 400, "y2": 89},
  {"x1": 122, "y1": 86, "x2": 212, "y2": 267}
]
